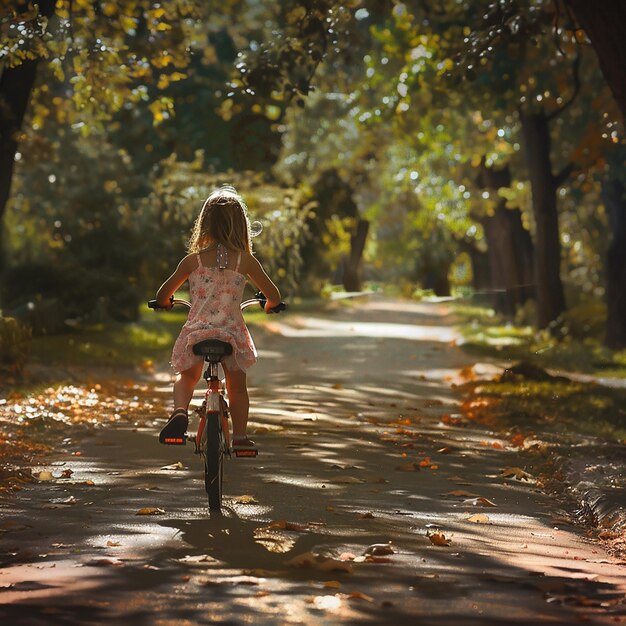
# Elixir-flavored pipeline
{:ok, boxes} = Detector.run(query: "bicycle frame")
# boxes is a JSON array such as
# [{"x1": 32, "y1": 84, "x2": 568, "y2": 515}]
[{"x1": 148, "y1": 293, "x2": 285, "y2": 511}]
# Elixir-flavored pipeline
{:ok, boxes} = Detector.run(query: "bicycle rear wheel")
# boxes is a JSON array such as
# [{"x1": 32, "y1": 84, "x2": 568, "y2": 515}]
[{"x1": 203, "y1": 411, "x2": 224, "y2": 511}]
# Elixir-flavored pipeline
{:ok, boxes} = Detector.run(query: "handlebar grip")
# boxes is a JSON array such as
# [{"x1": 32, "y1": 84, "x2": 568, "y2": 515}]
[
  {"x1": 254, "y1": 292, "x2": 286, "y2": 313},
  {"x1": 148, "y1": 296, "x2": 173, "y2": 310}
]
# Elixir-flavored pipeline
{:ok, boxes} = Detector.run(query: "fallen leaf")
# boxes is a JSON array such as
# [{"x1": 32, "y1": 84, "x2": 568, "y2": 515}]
[
  {"x1": 265, "y1": 519, "x2": 308, "y2": 532},
  {"x1": 60, "y1": 469, "x2": 74, "y2": 478},
  {"x1": 442, "y1": 490, "x2": 479, "y2": 498},
  {"x1": 358, "y1": 512, "x2": 374, "y2": 519},
  {"x1": 160, "y1": 461, "x2": 184, "y2": 471},
  {"x1": 35, "y1": 470, "x2": 54, "y2": 481},
  {"x1": 135, "y1": 507, "x2": 165, "y2": 515},
  {"x1": 346, "y1": 591, "x2": 374, "y2": 602},
  {"x1": 339, "y1": 552, "x2": 357, "y2": 561},
  {"x1": 466, "y1": 514, "x2": 491, "y2": 524},
  {"x1": 508, "y1": 433, "x2": 527, "y2": 447},
  {"x1": 500, "y1": 467, "x2": 533, "y2": 481},
  {"x1": 106, "y1": 540, "x2": 122, "y2": 547},
  {"x1": 463, "y1": 497, "x2": 497, "y2": 507},
  {"x1": 437, "y1": 447, "x2": 453, "y2": 454},
  {"x1": 428, "y1": 532, "x2": 451, "y2": 547},
  {"x1": 356, "y1": 555, "x2": 394, "y2": 563},
  {"x1": 324, "y1": 580, "x2": 342, "y2": 589},
  {"x1": 233, "y1": 495, "x2": 258, "y2": 504},
  {"x1": 363, "y1": 542, "x2": 395, "y2": 556},
  {"x1": 179, "y1": 555, "x2": 217, "y2": 564}
]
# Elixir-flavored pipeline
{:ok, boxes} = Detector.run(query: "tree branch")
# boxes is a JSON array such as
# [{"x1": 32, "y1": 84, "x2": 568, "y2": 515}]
[{"x1": 547, "y1": 47, "x2": 581, "y2": 121}]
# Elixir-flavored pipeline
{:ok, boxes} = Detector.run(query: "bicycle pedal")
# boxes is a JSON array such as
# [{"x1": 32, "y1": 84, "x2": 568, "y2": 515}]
[
  {"x1": 160, "y1": 436, "x2": 187, "y2": 445},
  {"x1": 233, "y1": 448, "x2": 258, "y2": 458}
]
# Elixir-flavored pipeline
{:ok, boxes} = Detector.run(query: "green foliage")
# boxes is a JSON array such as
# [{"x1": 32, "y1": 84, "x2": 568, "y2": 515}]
[
  {"x1": 468, "y1": 377, "x2": 626, "y2": 441},
  {"x1": 0, "y1": 316, "x2": 32, "y2": 377},
  {"x1": 6, "y1": 126, "x2": 150, "y2": 322},
  {"x1": 455, "y1": 302, "x2": 626, "y2": 377},
  {"x1": 136, "y1": 160, "x2": 311, "y2": 296}
]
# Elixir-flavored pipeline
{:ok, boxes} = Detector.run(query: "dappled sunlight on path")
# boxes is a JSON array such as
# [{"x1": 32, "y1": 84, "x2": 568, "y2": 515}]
[{"x1": 1, "y1": 298, "x2": 625, "y2": 625}]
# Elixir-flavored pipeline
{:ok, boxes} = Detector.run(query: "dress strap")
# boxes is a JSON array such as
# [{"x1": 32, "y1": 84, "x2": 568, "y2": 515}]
[
  {"x1": 217, "y1": 243, "x2": 228, "y2": 270},
  {"x1": 234, "y1": 252, "x2": 241, "y2": 272},
  {"x1": 196, "y1": 252, "x2": 203, "y2": 268}
]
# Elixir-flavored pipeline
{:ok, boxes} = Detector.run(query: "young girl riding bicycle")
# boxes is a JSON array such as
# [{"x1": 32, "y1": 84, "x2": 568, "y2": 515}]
[{"x1": 155, "y1": 185, "x2": 281, "y2": 453}]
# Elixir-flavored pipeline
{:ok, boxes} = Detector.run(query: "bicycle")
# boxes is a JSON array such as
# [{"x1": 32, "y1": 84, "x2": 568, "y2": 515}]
[{"x1": 148, "y1": 292, "x2": 286, "y2": 512}]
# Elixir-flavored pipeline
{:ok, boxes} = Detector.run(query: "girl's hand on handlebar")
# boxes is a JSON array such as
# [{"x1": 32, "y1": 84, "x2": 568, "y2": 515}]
[
  {"x1": 148, "y1": 295, "x2": 174, "y2": 311},
  {"x1": 264, "y1": 299, "x2": 281, "y2": 314}
]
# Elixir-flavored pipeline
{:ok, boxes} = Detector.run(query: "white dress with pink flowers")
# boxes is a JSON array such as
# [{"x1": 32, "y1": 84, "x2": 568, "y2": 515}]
[{"x1": 170, "y1": 246, "x2": 257, "y2": 373}]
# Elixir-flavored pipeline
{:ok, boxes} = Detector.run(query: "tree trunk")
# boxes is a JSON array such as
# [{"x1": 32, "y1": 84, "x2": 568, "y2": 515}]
[
  {"x1": 0, "y1": 0, "x2": 56, "y2": 284},
  {"x1": 342, "y1": 218, "x2": 369, "y2": 292},
  {"x1": 602, "y1": 177, "x2": 626, "y2": 349},
  {"x1": 460, "y1": 240, "x2": 490, "y2": 292},
  {"x1": 475, "y1": 160, "x2": 534, "y2": 316},
  {"x1": 519, "y1": 110, "x2": 566, "y2": 328},
  {"x1": 567, "y1": 0, "x2": 626, "y2": 123}
]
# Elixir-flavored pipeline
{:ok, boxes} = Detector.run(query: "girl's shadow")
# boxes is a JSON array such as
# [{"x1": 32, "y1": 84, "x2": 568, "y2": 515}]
[{"x1": 158, "y1": 507, "x2": 322, "y2": 573}]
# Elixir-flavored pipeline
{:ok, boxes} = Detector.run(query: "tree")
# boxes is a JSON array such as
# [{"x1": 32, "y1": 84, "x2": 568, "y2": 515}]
[
  {"x1": 565, "y1": 0, "x2": 626, "y2": 124},
  {"x1": 0, "y1": 0, "x2": 56, "y2": 276}
]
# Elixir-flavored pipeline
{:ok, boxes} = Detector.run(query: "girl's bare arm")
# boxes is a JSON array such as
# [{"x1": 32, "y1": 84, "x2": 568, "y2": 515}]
[
  {"x1": 243, "y1": 254, "x2": 281, "y2": 312},
  {"x1": 156, "y1": 255, "x2": 196, "y2": 307}
]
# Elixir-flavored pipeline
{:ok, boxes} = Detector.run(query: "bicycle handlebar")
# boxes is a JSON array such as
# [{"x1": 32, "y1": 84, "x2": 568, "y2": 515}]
[{"x1": 148, "y1": 292, "x2": 287, "y2": 314}]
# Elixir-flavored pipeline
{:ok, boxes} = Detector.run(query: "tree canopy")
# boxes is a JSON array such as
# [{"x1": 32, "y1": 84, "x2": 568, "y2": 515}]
[{"x1": 1, "y1": 0, "x2": 625, "y2": 346}]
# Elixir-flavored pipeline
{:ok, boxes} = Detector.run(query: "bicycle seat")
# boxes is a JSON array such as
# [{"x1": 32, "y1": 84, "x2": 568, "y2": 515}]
[{"x1": 192, "y1": 339, "x2": 233, "y2": 357}]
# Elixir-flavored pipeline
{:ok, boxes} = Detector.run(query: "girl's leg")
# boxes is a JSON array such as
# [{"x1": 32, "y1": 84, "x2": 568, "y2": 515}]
[
  {"x1": 224, "y1": 367, "x2": 249, "y2": 439},
  {"x1": 160, "y1": 361, "x2": 203, "y2": 444},
  {"x1": 173, "y1": 360, "x2": 204, "y2": 412}
]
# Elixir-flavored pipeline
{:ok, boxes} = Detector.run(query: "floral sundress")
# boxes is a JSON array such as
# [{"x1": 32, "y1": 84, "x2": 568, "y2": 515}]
[{"x1": 170, "y1": 245, "x2": 257, "y2": 373}]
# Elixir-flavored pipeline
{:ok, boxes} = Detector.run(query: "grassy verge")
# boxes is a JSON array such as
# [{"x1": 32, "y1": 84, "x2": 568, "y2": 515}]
[
  {"x1": 28, "y1": 306, "x2": 274, "y2": 369},
  {"x1": 453, "y1": 302, "x2": 626, "y2": 441},
  {"x1": 453, "y1": 302, "x2": 626, "y2": 378},
  {"x1": 454, "y1": 302, "x2": 626, "y2": 554}
]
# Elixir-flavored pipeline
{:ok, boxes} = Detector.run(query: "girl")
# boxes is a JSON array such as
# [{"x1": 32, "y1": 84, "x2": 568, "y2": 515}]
[{"x1": 155, "y1": 185, "x2": 281, "y2": 452}]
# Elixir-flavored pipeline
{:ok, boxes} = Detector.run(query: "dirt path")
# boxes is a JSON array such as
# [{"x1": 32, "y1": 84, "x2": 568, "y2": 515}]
[{"x1": 1, "y1": 298, "x2": 625, "y2": 625}]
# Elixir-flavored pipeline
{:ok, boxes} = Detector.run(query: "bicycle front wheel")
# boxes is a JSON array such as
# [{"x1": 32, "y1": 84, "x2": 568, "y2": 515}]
[{"x1": 204, "y1": 412, "x2": 224, "y2": 511}]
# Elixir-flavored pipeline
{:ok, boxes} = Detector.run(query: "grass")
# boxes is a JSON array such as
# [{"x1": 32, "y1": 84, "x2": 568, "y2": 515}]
[
  {"x1": 26, "y1": 297, "x2": 318, "y2": 370},
  {"x1": 463, "y1": 378, "x2": 626, "y2": 442},
  {"x1": 453, "y1": 303, "x2": 626, "y2": 378},
  {"x1": 454, "y1": 302, "x2": 626, "y2": 442}
]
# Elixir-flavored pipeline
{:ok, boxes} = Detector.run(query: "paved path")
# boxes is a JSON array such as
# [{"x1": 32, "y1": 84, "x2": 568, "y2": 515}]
[{"x1": 1, "y1": 299, "x2": 625, "y2": 625}]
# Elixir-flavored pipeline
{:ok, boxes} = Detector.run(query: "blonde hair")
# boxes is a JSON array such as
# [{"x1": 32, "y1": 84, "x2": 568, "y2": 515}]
[{"x1": 188, "y1": 185, "x2": 252, "y2": 253}]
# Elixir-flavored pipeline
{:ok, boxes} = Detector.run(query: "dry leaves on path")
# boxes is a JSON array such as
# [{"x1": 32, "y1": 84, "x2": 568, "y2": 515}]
[
  {"x1": 135, "y1": 507, "x2": 165, "y2": 515},
  {"x1": 500, "y1": 467, "x2": 534, "y2": 481},
  {"x1": 264, "y1": 519, "x2": 309, "y2": 532},
  {"x1": 160, "y1": 461, "x2": 185, "y2": 471},
  {"x1": 465, "y1": 514, "x2": 491, "y2": 524},
  {"x1": 363, "y1": 542, "x2": 395, "y2": 556},
  {"x1": 442, "y1": 489, "x2": 480, "y2": 498},
  {"x1": 463, "y1": 497, "x2": 497, "y2": 507},
  {"x1": 428, "y1": 532, "x2": 452, "y2": 547}
]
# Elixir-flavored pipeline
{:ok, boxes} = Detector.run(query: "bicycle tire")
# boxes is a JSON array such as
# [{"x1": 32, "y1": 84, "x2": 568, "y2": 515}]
[{"x1": 204, "y1": 411, "x2": 224, "y2": 511}]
